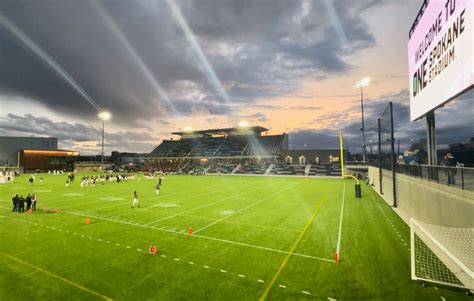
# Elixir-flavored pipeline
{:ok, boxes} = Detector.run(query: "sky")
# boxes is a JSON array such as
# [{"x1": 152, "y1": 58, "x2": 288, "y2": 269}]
[{"x1": 0, "y1": 0, "x2": 472, "y2": 155}]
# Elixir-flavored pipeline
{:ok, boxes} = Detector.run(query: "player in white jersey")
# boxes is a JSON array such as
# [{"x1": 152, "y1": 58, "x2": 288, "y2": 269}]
[{"x1": 131, "y1": 191, "x2": 140, "y2": 208}]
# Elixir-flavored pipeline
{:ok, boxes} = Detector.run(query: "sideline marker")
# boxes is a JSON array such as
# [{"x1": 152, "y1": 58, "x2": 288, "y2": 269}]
[
  {"x1": 188, "y1": 227, "x2": 193, "y2": 236},
  {"x1": 335, "y1": 252, "x2": 340, "y2": 264},
  {"x1": 149, "y1": 245, "x2": 157, "y2": 254},
  {"x1": 85, "y1": 218, "x2": 91, "y2": 225}
]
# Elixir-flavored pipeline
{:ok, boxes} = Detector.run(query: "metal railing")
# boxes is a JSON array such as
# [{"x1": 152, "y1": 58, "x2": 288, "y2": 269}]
[{"x1": 394, "y1": 164, "x2": 474, "y2": 191}]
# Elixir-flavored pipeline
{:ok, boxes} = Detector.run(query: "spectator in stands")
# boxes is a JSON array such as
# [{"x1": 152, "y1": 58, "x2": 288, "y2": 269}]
[
  {"x1": 12, "y1": 193, "x2": 19, "y2": 212},
  {"x1": 444, "y1": 153, "x2": 457, "y2": 185}
]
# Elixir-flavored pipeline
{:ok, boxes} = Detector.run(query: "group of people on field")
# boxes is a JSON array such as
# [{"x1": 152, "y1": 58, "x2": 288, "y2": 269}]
[
  {"x1": 11, "y1": 193, "x2": 37, "y2": 213},
  {"x1": 79, "y1": 174, "x2": 135, "y2": 187},
  {"x1": 132, "y1": 175, "x2": 164, "y2": 208}
]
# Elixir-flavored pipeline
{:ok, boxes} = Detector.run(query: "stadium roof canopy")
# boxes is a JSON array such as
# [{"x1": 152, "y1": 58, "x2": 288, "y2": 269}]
[{"x1": 172, "y1": 126, "x2": 268, "y2": 138}]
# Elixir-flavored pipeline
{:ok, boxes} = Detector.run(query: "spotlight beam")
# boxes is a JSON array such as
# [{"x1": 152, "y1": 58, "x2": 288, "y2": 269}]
[
  {"x1": 323, "y1": 0, "x2": 349, "y2": 50},
  {"x1": 0, "y1": 11, "x2": 102, "y2": 112},
  {"x1": 93, "y1": 1, "x2": 175, "y2": 112},
  {"x1": 167, "y1": 0, "x2": 233, "y2": 110}
]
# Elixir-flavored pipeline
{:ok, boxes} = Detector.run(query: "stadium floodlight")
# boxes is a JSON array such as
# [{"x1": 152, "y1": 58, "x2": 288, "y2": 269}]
[
  {"x1": 352, "y1": 77, "x2": 370, "y2": 162},
  {"x1": 183, "y1": 126, "x2": 193, "y2": 132},
  {"x1": 97, "y1": 111, "x2": 111, "y2": 164},
  {"x1": 238, "y1": 121, "x2": 250, "y2": 127},
  {"x1": 353, "y1": 77, "x2": 370, "y2": 88},
  {"x1": 98, "y1": 111, "x2": 111, "y2": 121}
]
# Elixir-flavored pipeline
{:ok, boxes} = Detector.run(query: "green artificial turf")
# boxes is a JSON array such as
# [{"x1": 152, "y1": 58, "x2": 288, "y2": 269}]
[{"x1": 0, "y1": 173, "x2": 470, "y2": 300}]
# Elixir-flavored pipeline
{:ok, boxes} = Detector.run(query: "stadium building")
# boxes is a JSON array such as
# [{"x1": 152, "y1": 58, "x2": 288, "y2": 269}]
[
  {"x1": 0, "y1": 136, "x2": 79, "y2": 172},
  {"x1": 147, "y1": 126, "x2": 346, "y2": 176}
]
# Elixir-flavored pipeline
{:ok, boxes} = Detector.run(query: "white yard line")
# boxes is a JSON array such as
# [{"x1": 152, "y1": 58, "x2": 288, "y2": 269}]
[
  {"x1": 192, "y1": 233, "x2": 335, "y2": 263},
  {"x1": 144, "y1": 183, "x2": 273, "y2": 226},
  {"x1": 109, "y1": 180, "x2": 265, "y2": 220},
  {"x1": 335, "y1": 183, "x2": 346, "y2": 257},
  {"x1": 62, "y1": 209, "x2": 334, "y2": 263},
  {"x1": 79, "y1": 180, "x2": 230, "y2": 214},
  {"x1": 193, "y1": 184, "x2": 296, "y2": 234}
]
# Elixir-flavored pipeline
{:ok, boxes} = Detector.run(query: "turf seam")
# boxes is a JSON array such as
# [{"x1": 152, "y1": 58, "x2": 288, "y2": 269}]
[{"x1": 259, "y1": 185, "x2": 334, "y2": 301}]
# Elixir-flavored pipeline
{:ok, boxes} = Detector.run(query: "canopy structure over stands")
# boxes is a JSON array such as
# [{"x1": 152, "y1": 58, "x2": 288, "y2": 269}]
[
  {"x1": 172, "y1": 126, "x2": 269, "y2": 139},
  {"x1": 148, "y1": 126, "x2": 286, "y2": 159}
]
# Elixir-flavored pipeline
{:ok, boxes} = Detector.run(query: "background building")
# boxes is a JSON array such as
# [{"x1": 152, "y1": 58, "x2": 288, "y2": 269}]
[{"x1": 0, "y1": 136, "x2": 78, "y2": 172}]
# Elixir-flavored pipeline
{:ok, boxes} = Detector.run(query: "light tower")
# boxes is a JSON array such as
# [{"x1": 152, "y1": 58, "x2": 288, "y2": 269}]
[
  {"x1": 353, "y1": 77, "x2": 370, "y2": 162},
  {"x1": 97, "y1": 111, "x2": 111, "y2": 164}
]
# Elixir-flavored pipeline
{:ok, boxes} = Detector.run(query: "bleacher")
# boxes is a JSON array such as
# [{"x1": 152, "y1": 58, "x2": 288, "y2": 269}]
[
  {"x1": 188, "y1": 138, "x2": 223, "y2": 157},
  {"x1": 146, "y1": 125, "x2": 344, "y2": 177},
  {"x1": 307, "y1": 163, "x2": 342, "y2": 176},
  {"x1": 235, "y1": 161, "x2": 269, "y2": 174},
  {"x1": 216, "y1": 136, "x2": 248, "y2": 157},
  {"x1": 166, "y1": 139, "x2": 195, "y2": 157},
  {"x1": 148, "y1": 140, "x2": 178, "y2": 157},
  {"x1": 247, "y1": 135, "x2": 282, "y2": 156},
  {"x1": 269, "y1": 163, "x2": 306, "y2": 176},
  {"x1": 207, "y1": 162, "x2": 237, "y2": 174}
]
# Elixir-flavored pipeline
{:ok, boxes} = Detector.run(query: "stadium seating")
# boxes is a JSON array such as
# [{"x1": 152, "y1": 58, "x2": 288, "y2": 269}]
[
  {"x1": 269, "y1": 163, "x2": 306, "y2": 176},
  {"x1": 235, "y1": 160, "x2": 270, "y2": 174},
  {"x1": 247, "y1": 135, "x2": 282, "y2": 156},
  {"x1": 216, "y1": 136, "x2": 248, "y2": 156},
  {"x1": 148, "y1": 140, "x2": 179, "y2": 157}
]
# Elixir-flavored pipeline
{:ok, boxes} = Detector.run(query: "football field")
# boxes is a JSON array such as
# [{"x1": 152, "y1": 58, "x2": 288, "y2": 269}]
[{"x1": 0, "y1": 174, "x2": 469, "y2": 300}]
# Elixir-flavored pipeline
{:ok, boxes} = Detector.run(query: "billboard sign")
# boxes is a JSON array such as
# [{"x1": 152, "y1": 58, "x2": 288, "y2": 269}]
[{"x1": 408, "y1": 0, "x2": 473, "y2": 121}]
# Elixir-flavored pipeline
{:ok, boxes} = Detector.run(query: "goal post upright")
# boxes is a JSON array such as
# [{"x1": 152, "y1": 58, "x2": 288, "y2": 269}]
[{"x1": 339, "y1": 130, "x2": 344, "y2": 178}]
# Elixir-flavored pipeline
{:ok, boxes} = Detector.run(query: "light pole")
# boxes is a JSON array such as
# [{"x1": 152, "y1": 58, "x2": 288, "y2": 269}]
[
  {"x1": 353, "y1": 77, "x2": 370, "y2": 162},
  {"x1": 98, "y1": 111, "x2": 111, "y2": 164}
]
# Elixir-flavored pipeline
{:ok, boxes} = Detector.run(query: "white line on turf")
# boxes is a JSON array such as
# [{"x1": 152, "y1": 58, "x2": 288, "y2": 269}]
[
  {"x1": 193, "y1": 185, "x2": 296, "y2": 234},
  {"x1": 372, "y1": 196, "x2": 409, "y2": 252},
  {"x1": 203, "y1": 265, "x2": 210, "y2": 269},
  {"x1": 109, "y1": 182, "x2": 262, "y2": 220},
  {"x1": 335, "y1": 183, "x2": 346, "y2": 258},
  {"x1": 8, "y1": 217, "x2": 323, "y2": 297},
  {"x1": 62, "y1": 210, "x2": 335, "y2": 262},
  {"x1": 302, "y1": 291, "x2": 311, "y2": 295},
  {"x1": 144, "y1": 183, "x2": 273, "y2": 226}
]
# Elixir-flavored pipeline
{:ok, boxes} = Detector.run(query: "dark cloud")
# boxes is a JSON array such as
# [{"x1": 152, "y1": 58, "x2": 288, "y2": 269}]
[
  {"x1": 0, "y1": 0, "x2": 382, "y2": 125},
  {"x1": 290, "y1": 89, "x2": 473, "y2": 152},
  {"x1": 0, "y1": 114, "x2": 158, "y2": 154}
]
